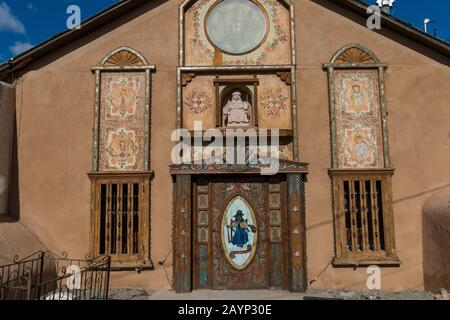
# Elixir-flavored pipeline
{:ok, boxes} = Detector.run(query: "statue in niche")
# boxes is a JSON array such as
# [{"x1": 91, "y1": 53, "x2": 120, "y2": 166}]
[{"x1": 223, "y1": 91, "x2": 251, "y2": 127}]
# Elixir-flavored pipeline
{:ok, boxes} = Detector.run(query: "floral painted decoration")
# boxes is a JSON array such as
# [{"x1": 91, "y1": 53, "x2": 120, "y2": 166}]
[
  {"x1": 255, "y1": 0, "x2": 289, "y2": 64},
  {"x1": 261, "y1": 88, "x2": 289, "y2": 117},
  {"x1": 184, "y1": 90, "x2": 213, "y2": 115},
  {"x1": 189, "y1": 0, "x2": 215, "y2": 60}
]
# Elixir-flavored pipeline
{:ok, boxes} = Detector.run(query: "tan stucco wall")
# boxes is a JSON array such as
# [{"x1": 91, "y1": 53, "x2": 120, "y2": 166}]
[
  {"x1": 6, "y1": 0, "x2": 450, "y2": 291},
  {"x1": 0, "y1": 81, "x2": 15, "y2": 215},
  {"x1": 296, "y1": 0, "x2": 450, "y2": 290}
]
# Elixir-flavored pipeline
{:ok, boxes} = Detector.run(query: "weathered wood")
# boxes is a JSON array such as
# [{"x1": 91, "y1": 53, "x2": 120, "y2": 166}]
[
  {"x1": 329, "y1": 169, "x2": 401, "y2": 267},
  {"x1": 287, "y1": 174, "x2": 307, "y2": 292},
  {"x1": 88, "y1": 172, "x2": 153, "y2": 269}
]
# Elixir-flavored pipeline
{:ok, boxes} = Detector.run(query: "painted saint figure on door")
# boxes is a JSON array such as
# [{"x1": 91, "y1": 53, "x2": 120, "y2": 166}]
[
  {"x1": 227, "y1": 210, "x2": 256, "y2": 248},
  {"x1": 222, "y1": 196, "x2": 258, "y2": 270}
]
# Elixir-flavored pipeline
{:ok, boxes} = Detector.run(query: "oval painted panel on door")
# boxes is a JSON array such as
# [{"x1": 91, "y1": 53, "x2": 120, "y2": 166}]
[{"x1": 222, "y1": 196, "x2": 257, "y2": 270}]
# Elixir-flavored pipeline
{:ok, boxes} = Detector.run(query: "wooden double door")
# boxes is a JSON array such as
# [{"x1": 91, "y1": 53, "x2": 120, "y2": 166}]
[
  {"x1": 171, "y1": 163, "x2": 308, "y2": 293},
  {"x1": 193, "y1": 176, "x2": 288, "y2": 290}
]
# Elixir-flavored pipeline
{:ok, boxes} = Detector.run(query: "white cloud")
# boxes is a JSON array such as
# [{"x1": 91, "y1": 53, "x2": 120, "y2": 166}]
[
  {"x1": 26, "y1": 3, "x2": 38, "y2": 12},
  {"x1": 0, "y1": 2, "x2": 26, "y2": 34},
  {"x1": 9, "y1": 41, "x2": 33, "y2": 55}
]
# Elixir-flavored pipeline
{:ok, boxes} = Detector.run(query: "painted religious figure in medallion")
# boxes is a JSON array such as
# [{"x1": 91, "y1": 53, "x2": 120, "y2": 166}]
[
  {"x1": 344, "y1": 79, "x2": 371, "y2": 113},
  {"x1": 222, "y1": 196, "x2": 257, "y2": 270},
  {"x1": 349, "y1": 85, "x2": 365, "y2": 112},
  {"x1": 344, "y1": 129, "x2": 376, "y2": 166},
  {"x1": 223, "y1": 91, "x2": 251, "y2": 127}
]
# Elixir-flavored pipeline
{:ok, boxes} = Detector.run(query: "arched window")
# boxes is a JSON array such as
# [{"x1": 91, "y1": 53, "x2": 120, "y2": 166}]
[
  {"x1": 324, "y1": 44, "x2": 400, "y2": 267},
  {"x1": 89, "y1": 47, "x2": 155, "y2": 269}
]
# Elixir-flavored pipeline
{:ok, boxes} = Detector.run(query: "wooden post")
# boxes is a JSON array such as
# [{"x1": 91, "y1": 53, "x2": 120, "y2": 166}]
[
  {"x1": 287, "y1": 174, "x2": 307, "y2": 292},
  {"x1": 173, "y1": 175, "x2": 192, "y2": 293}
]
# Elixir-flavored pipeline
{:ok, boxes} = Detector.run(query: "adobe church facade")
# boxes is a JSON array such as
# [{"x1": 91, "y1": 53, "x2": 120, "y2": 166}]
[{"x1": 0, "y1": 0, "x2": 449, "y2": 292}]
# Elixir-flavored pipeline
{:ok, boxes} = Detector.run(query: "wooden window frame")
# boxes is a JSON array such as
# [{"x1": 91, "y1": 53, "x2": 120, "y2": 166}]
[
  {"x1": 330, "y1": 169, "x2": 400, "y2": 266},
  {"x1": 88, "y1": 172, "x2": 153, "y2": 270}
]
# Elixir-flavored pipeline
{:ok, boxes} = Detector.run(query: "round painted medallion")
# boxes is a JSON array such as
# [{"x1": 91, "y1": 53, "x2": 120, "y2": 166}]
[
  {"x1": 221, "y1": 196, "x2": 257, "y2": 270},
  {"x1": 206, "y1": 0, "x2": 269, "y2": 55}
]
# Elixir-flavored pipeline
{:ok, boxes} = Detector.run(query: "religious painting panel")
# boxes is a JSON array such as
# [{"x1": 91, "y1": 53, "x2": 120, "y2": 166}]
[
  {"x1": 99, "y1": 72, "x2": 146, "y2": 171},
  {"x1": 184, "y1": 0, "x2": 291, "y2": 66},
  {"x1": 333, "y1": 70, "x2": 384, "y2": 168}
]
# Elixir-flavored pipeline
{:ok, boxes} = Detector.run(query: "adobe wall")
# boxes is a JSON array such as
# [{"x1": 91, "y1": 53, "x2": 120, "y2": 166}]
[
  {"x1": 7, "y1": 0, "x2": 450, "y2": 291},
  {"x1": 296, "y1": 0, "x2": 450, "y2": 290}
]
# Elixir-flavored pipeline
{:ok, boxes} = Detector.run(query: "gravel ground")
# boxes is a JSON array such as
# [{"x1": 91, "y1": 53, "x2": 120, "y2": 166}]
[
  {"x1": 108, "y1": 288, "x2": 444, "y2": 300},
  {"x1": 108, "y1": 288, "x2": 153, "y2": 300},
  {"x1": 324, "y1": 289, "x2": 436, "y2": 300}
]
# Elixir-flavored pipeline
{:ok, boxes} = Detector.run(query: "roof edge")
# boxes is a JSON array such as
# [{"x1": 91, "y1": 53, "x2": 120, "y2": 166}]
[
  {"x1": 0, "y1": 0, "x2": 151, "y2": 81},
  {"x1": 333, "y1": 0, "x2": 449, "y2": 56},
  {"x1": 0, "y1": 0, "x2": 449, "y2": 81}
]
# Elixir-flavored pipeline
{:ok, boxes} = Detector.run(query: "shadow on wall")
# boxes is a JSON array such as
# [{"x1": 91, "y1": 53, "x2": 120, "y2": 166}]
[
  {"x1": 423, "y1": 192, "x2": 450, "y2": 291},
  {"x1": 7, "y1": 116, "x2": 20, "y2": 221}
]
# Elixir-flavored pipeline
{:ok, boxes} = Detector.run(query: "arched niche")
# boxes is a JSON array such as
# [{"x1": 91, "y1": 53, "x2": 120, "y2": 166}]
[{"x1": 220, "y1": 85, "x2": 254, "y2": 127}]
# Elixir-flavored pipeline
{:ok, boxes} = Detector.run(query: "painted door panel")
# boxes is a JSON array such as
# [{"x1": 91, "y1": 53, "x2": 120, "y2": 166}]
[{"x1": 210, "y1": 179, "x2": 269, "y2": 289}]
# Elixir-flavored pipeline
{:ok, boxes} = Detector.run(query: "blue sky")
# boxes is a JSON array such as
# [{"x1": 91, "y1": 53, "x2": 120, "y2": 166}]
[{"x1": 0, "y1": 0, "x2": 449, "y2": 63}]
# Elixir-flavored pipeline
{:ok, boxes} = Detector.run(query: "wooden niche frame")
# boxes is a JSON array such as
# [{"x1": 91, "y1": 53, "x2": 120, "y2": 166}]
[
  {"x1": 323, "y1": 44, "x2": 400, "y2": 267},
  {"x1": 89, "y1": 47, "x2": 156, "y2": 270},
  {"x1": 213, "y1": 76, "x2": 259, "y2": 128}
]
